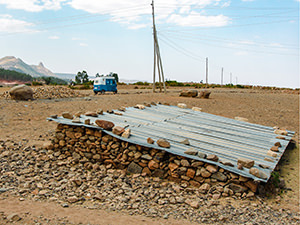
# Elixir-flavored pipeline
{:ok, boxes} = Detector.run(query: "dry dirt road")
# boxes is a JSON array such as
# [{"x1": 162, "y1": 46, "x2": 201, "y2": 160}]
[{"x1": 0, "y1": 86, "x2": 299, "y2": 224}]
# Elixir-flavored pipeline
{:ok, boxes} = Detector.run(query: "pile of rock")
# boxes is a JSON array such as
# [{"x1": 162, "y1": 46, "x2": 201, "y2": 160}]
[
  {"x1": 50, "y1": 123, "x2": 259, "y2": 197},
  {"x1": 0, "y1": 86, "x2": 89, "y2": 100}
]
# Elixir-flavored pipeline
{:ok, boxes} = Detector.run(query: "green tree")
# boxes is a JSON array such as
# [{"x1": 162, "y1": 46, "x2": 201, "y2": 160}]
[
  {"x1": 75, "y1": 71, "x2": 82, "y2": 84},
  {"x1": 82, "y1": 70, "x2": 89, "y2": 83},
  {"x1": 109, "y1": 72, "x2": 119, "y2": 83}
]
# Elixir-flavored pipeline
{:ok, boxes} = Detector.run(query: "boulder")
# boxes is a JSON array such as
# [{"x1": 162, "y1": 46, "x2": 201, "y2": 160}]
[
  {"x1": 179, "y1": 89, "x2": 198, "y2": 97},
  {"x1": 199, "y1": 90, "x2": 211, "y2": 99},
  {"x1": 9, "y1": 84, "x2": 33, "y2": 100},
  {"x1": 95, "y1": 120, "x2": 115, "y2": 130},
  {"x1": 62, "y1": 112, "x2": 73, "y2": 119},
  {"x1": 127, "y1": 162, "x2": 142, "y2": 174}
]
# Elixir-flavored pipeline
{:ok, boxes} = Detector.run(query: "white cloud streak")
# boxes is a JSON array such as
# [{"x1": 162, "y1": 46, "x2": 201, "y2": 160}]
[
  {"x1": 49, "y1": 35, "x2": 60, "y2": 39},
  {"x1": 0, "y1": 14, "x2": 35, "y2": 33},
  {"x1": 0, "y1": 0, "x2": 67, "y2": 12}
]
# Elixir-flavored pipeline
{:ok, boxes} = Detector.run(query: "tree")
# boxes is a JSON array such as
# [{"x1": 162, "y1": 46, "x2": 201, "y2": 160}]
[
  {"x1": 75, "y1": 70, "x2": 89, "y2": 84},
  {"x1": 109, "y1": 72, "x2": 119, "y2": 83}
]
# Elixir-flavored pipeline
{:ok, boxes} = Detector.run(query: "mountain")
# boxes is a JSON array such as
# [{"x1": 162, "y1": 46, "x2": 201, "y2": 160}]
[{"x1": 0, "y1": 56, "x2": 57, "y2": 77}]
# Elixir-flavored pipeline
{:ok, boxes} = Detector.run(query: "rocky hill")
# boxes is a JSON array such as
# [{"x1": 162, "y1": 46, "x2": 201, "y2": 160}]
[{"x1": 0, "y1": 56, "x2": 56, "y2": 77}]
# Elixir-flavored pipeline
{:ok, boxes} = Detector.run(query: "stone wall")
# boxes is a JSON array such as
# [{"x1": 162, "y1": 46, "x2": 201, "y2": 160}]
[{"x1": 50, "y1": 124, "x2": 259, "y2": 197}]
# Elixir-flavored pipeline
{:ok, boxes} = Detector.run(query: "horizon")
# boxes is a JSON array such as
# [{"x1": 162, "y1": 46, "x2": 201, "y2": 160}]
[{"x1": 0, "y1": 0, "x2": 299, "y2": 88}]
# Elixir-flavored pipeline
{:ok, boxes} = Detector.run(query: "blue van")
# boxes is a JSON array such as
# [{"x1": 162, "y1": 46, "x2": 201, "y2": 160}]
[{"x1": 93, "y1": 77, "x2": 117, "y2": 94}]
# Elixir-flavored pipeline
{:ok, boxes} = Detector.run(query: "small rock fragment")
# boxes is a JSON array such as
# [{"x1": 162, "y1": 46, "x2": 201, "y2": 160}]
[
  {"x1": 112, "y1": 126, "x2": 125, "y2": 136},
  {"x1": 157, "y1": 139, "x2": 170, "y2": 148},
  {"x1": 97, "y1": 109, "x2": 103, "y2": 115},
  {"x1": 274, "y1": 142, "x2": 282, "y2": 147},
  {"x1": 180, "y1": 139, "x2": 190, "y2": 145},
  {"x1": 207, "y1": 154, "x2": 219, "y2": 162},
  {"x1": 237, "y1": 158, "x2": 255, "y2": 168},
  {"x1": 237, "y1": 163, "x2": 244, "y2": 170},
  {"x1": 274, "y1": 129, "x2": 288, "y2": 135},
  {"x1": 220, "y1": 161, "x2": 234, "y2": 167},
  {"x1": 197, "y1": 152, "x2": 206, "y2": 158},
  {"x1": 276, "y1": 136, "x2": 285, "y2": 140},
  {"x1": 192, "y1": 107, "x2": 202, "y2": 112},
  {"x1": 270, "y1": 146, "x2": 279, "y2": 152},
  {"x1": 85, "y1": 111, "x2": 98, "y2": 117},
  {"x1": 62, "y1": 112, "x2": 73, "y2": 119},
  {"x1": 147, "y1": 137, "x2": 155, "y2": 144},
  {"x1": 50, "y1": 114, "x2": 58, "y2": 119},
  {"x1": 249, "y1": 168, "x2": 268, "y2": 179},
  {"x1": 134, "y1": 104, "x2": 145, "y2": 110},
  {"x1": 95, "y1": 120, "x2": 115, "y2": 130},
  {"x1": 121, "y1": 129, "x2": 131, "y2": 138},
  {"x1": 177, "y1": 103, "x2": 187, "y2": 108},
  {"x1": 199, "y1": 90, "x2": 211, "y2": 99},
  {"x1": 84, "y1": 119, "x2": 90, "y2": 125},
  {"x1": 107, "y1": 110, "x2": 114, "y2": 114},
  {"x1": 259, "y1": 164, "x2": 270, "y2": 169},
  {"x1": 264, "y1": 157, "x2": 274, "y2": 162},
  {"x1": 118, "y1": 107, "x2": 126, "y2": 112},
  {"x1": 267, "y1": 150, "x2": 278, "y2": 158},
  {"x1": 7, "y1": 213, "x2": 21, "y2": 222},
  {"x1": 74, "y1": 111, "x2": 82, "y2": 117},
  {"x1": 114, "y1": 112, "x2": 123, "y2": 116},
  {"x1": 72, "y1": 117, "x2": 81, "y2": 123},
  {"x1": 235, "y1": 117, "x2": 249, "y2": 122},
  {"x1": 184, "y1": 147, "x2": 198, "y2": 155}
]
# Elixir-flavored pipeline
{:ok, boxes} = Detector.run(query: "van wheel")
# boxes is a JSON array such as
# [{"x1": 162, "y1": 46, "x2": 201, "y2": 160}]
[
  {"x1": 114, "y1": 90, "x2": 117, "y2": 94},
  {"x1": 94, "y1": 91, "x2": 98, "y2": 95}
]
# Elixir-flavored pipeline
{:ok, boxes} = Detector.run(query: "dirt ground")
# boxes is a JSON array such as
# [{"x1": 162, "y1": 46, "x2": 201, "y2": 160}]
[{"x1": 0, "y1": 85, "x2": 299, "y2": 224}]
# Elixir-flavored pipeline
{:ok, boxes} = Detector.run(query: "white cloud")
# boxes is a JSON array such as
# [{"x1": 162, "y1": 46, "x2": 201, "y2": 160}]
[
  {"x1": 49, "y1": 35, "x2": 60, "y2": 39},
  {"x1": 69, "y1": 0, "x2": 231, "y2": 28},
  {"x1": 79, "y1": 42, "x2": 88, "y2": 47},
  {"x1": 241, "y1": 0, "x2": 255, "y2": 2},
  {"x1": 0, "y1": 14, "x2": 35, "y2": 33},
  {"x1": 235, "y1": 51, "x2": 248, "y2": 56},
  {"x1": 71, "y1": 37, "x2": 82, "y2": 41},
  {"x1": 167, "y1": 12, "x2": 230, "y2": 27},
  {"x1": 0, "y1": 0, "x2": 66, "y2": 12}
]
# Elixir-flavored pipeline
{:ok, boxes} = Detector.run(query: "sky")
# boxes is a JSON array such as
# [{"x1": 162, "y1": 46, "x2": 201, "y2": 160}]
[{"x1": 0, "y1": 0, "x2": 299, "y2": 88}]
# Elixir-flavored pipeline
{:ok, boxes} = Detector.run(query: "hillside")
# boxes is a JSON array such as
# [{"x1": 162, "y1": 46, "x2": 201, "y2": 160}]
[
  {"x1": 0, "y1": 56, "x2": 56, "y2": 78},
  {"x1": 0, "y1": 68, "x2": 33, "y2": 83}
]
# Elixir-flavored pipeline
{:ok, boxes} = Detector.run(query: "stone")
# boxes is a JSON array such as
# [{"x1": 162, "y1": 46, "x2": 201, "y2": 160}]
[
  {"x1": 259, "y1": 164, "x2": 270, "y2": 169},
  {"x1": 237, "y1": 158, "x2": 255, "y2": 168},
  {"x1": 180, "y1": 139, "x2": 190, "y2": 145},
  {"x1": 227, "y1": 183, "x2": 248, "y2": 193},
  {"x1": 127, "y1": 162, "x2": 142, "y2": 174},
  {"x1": 97, "y1": 109, "x2": 103, "y2": 115},
  {"x1": 7, "y1": 213, "x2": 21, "y2": 221},
  {"x1": 185, "y1": 199, "x2": 199, "y2": 209},
  {"x1": 270, "y1": 146, "x2": 279, "y2": 152},
  {"x1": 199, "y1": 183, "x2": 211, "y2": 192},
  {"x1": 274, "y1": 129, "x2": 288, "y2": 135},
  {"x1": 43, "y1": 141, "x2": 53, "y2": 150},
  {"x1": 62, "y1": 112, "x2": 73, "y2": 119},
  {"x1": 142, "y1": 167, "x2": 151, "y2": 176},
  {"x1": 179, "y1": 89, "x2": 198, "y2": 97},
  {"x1": 237, "y1": 163, "x2": 243, "y2": 170},
  {"x1": 177, "y1": 103, "x2": 187, "y2": 108},
  {"x1": 121, "y1": 129, "x2": 131, "y2": 138},
  {"x1": 141, "y1": 154, "x2": 152, "y2": 160},
  {"x1": 186, "y1": 168, "x2": 195, "y2": 178},
  {"x1": 244, "y1": 180, "x2": 258, "y2": 193},
  {"x1": 274, "y1": 142, "x2": 282, "y2": 147},
  {"x1": 9, "y1": 84, "x2": 33, "y2": 100},
  {"x1": 168, "y1": 163, "x2": 179, "y2": 172},
  {"x1": 207, "y1": 154, "x2": 219, "y2": 162},
  {"x1": 206, "y1": 165, "x2": 218, "y2": 173},
  {"x1": 85, "y1": 111, "x2": 98, "y2": 117},
  {"x1": 152, "y1": 169, "x2": 165, "y2": 177},
  {"x1": 197, "y1": 152, "x2": 206, "y2": 158},
  {"x1": 112, "y1": 126, "x2": 125, "y2": 136},
  {"x1": 67, "y1": 196, "x2": 79, "y2": 203},
  {"x1": 148, "y1": 160, "x2": 159, "y2": 170},
  {"x1": 199, "y1": 90, "x2": 211, "y2": 99},
  {"x1": 72, "y1": 117, "x2": 81, "y2": 123},
  {"x1": 134, "y1": 104, "x2": 145, "y2": 110},
  {"x1": 267, "y1": 150, "x2": 278, "y2": 158},
  {"x1": 95, "y1": 120, "x2": 115, "y2": 130},
  {"x1": 264, "y1": 157, "x2": 274, "y2": 162},
  {"x1": 74, "y1": 111, "x2": 82, "y2": 117},
  {"x1": 180, "y1": 159, "x2": 190, "y2": 167},
  {"x1": 107, "y1": 110, "x2": 114, "y2": 114},
  {"x1": 234, "y1": 117, "x2": 249, "y2": 122},
  {"x1": 276, "y1": 136, "x2": 285, "y2": 140},
  {"x1": 84, "y1": 119, "x2": 90, "y2": 125},
  {"x1": 147, "y1": 137, "x2": 155, "y2": 144},
  {"x1": 249, "y1": 168, "x2": 268, "y2": 179},
  {"x1": 184, "y1": 147, "x2": 198, "y2": 155},
  {"x1": 220, "y1": 161, "x2": 234, "y2": 167},
  {"x1": 114, "y1": 112, "x2": 123, "y2": 116},
  {"x1": 118, "y1": 107, "x2": 126, "y2": 112},
  {"x1": 200, "y1": 168, "x2": 211, "y2": 178},
  {"x1": 157, "y1": 139, "x2": 170, "y2": 148},
  {"x1": 50, "y1": 114, "x2": 57, "y2": 119},
  {"x1": 192, "y1": 107, "x2": 202, "y2": 112},
  {"x1": 211, "y1": 172, "x2": 227, "y2": 182}
]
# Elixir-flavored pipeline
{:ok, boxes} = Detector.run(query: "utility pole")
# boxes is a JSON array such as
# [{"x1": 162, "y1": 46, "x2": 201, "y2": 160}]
[
  {"x1": 151, "y1": 0, "x2": 166, "y2": 93},
  {"x1": 206, "y1": 57, "x2": 208, "y2": 88},
  {"x1": 221, "y1": 67, "x2": 223, "y2": 86}
]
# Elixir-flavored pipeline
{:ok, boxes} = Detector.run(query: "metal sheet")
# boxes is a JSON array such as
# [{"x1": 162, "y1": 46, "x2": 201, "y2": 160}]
[{"x1": 48, "y1": 104, "x2": 294, "y2": 182}]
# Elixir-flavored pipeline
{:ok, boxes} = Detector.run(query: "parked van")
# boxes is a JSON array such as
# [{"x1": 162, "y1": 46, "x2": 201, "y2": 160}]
[{"x1": 93, "y1": 77, "x2": 117, "y2": 94}]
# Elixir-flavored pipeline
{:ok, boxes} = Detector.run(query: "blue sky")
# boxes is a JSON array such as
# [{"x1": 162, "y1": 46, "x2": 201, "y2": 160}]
[{"x1": 0, "y1": 0, "x2": 299, "y2": 88}]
